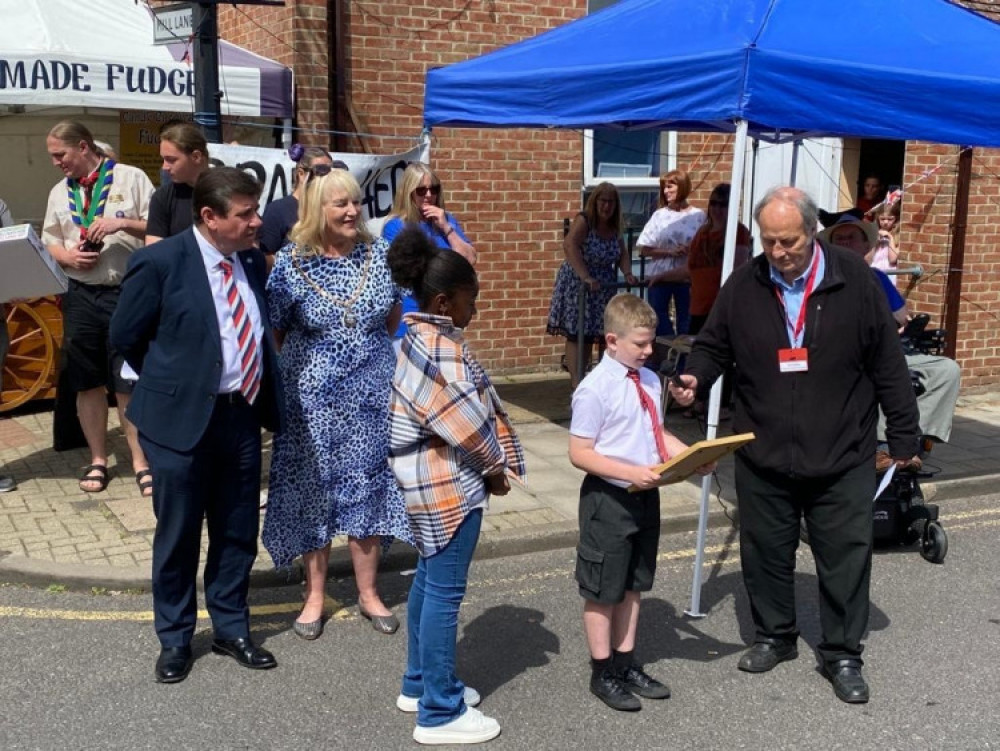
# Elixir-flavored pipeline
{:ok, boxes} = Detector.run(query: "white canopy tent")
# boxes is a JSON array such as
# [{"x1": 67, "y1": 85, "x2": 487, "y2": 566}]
[{"x1": 0, "y1": 0, "x2": 294, "y2": 118}]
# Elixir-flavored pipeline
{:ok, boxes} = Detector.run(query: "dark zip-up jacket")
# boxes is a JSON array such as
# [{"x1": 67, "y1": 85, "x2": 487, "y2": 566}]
[{"x1": 685, "y1": 240, "x2": 920, "y2": 479}]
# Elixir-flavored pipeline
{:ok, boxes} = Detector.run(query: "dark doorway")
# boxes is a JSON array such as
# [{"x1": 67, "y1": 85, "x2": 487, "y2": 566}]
[{"x1": 858, "y1": 139, "x2": 906, "y2": 199}]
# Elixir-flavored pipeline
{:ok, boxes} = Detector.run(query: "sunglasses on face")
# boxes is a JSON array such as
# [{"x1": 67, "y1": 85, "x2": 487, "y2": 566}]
[
  {"x1": 306, "y1": 163, "x2": 334, "y2": 179},
  {"x1": 709, "y1": 199, "x2": 727, "y2": 207},
  {"x1": 414, "y1": 185, "x2": 441, "y2": 197}
]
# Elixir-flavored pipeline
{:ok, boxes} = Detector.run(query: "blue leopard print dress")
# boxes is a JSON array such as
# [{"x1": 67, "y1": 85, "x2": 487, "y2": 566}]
[{"x1": 263, "y1": 238, "x2": 414, "y2": 568}]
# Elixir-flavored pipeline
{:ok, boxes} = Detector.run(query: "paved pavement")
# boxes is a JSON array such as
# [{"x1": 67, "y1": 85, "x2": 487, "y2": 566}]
[{"x1": 1, "y1": 373, "x2": 999, "y2": 590}]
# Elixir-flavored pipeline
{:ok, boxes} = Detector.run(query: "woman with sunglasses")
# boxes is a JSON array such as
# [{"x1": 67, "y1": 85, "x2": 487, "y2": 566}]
[
  {"x1": 258, "y1": 145, "x2": 342, "y2": 260},
  {"x1": 382, "y1": 163, "x2": 477, "y2": 343},
  {"x1": 654, "y1": 183, "x2": 751, "y2": 336},
  {"x1": 660, "y1": 183, "x2": 750, "y2": 417}
]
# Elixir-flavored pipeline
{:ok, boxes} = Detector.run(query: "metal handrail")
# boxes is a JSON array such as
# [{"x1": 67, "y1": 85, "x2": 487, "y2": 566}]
[{"x1": 882, "y1": 265, "x2": 923, "y2": 278}]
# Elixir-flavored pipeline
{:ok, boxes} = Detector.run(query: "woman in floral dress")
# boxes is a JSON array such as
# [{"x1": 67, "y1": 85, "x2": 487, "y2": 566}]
[
  {"x1": 264, "y1": 170, "x2": 413, "y2": 639},
  {"x1": 547, "y1": 182, "x2": 637, "y2": 387}
]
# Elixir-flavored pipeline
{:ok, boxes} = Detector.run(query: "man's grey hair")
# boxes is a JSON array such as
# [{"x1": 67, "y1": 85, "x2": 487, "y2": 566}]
[{"x1": 753, "y1": 186, "x2": 819, "y2": 239}]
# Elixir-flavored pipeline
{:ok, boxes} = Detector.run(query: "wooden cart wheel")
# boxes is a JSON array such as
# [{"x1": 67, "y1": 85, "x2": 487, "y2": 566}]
[{"x1": 1, "y1": 303, "x2": 56, "y2": 412}]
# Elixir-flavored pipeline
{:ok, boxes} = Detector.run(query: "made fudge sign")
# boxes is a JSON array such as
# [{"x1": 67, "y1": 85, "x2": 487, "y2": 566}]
[{"x1": 0, "y1": 55, "x2": 263, "y2": 116}]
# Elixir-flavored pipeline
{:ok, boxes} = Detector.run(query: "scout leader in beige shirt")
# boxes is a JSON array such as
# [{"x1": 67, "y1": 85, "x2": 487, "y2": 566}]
[{"x1": 43, "y1": 126, "x2": 153, "y2": 286}]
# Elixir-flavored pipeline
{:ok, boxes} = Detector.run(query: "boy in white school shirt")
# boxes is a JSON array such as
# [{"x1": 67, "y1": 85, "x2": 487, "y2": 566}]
[{"x1": 569, "y1": 293, "x2": 711, "y2": 712}]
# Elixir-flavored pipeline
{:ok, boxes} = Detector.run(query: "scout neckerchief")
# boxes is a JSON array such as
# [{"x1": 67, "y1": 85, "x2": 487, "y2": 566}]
[{"x1": 67, "y1": 158, "x2": 115, "y2": 241}]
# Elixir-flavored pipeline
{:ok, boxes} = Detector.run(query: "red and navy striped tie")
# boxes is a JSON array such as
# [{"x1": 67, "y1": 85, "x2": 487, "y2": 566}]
[{"x1": 220, "y1": 257, "x2": 261, "y2": 405}]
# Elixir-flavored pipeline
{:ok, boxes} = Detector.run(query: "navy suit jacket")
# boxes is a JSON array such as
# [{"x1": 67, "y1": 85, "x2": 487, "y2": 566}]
[{"x1": 110, "y1": 227, "x2": 284, "y2": 452}]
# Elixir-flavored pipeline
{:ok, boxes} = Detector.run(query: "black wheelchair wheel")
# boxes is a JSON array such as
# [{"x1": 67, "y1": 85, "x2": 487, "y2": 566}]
[{"x1": 920, "y1": 521, "x2": 948, "y2": 564}]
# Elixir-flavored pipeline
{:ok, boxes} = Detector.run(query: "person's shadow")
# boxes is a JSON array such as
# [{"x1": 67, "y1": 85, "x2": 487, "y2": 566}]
[
  {"x1": 635, "y1": 596, "x2": 747, "y2": 664},
  {"x1": 455, "y1": 606, "x2": 560, "y2": 698},
  {"x1": 682, "y1": 562, "x2": 892, "y2": 669}
]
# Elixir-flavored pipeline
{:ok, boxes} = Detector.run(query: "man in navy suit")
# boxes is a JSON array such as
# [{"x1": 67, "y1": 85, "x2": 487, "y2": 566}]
[{"x1": 111, "y1": 167, "x2": 284, "y2": 683}]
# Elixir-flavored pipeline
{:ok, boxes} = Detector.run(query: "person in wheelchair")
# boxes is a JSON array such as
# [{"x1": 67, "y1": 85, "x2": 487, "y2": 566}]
[{"x1": 818, "y1": 215, "x2": 961, "y2": 471}]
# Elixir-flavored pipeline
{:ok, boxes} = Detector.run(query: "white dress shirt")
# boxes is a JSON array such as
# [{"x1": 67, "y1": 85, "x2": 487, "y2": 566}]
[
  {"x1": 193, "y1": 227, "x2": 264, "y2": 394},
  {"x1": 570, "y1": 353, "x2": 664, "y2": 488}
]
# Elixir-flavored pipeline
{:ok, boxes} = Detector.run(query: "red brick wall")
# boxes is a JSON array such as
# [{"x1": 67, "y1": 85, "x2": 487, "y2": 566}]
[
  {"x1": 216, "y1": 0, "x2": 587, "y2": 374},
  {"x1": 902, "y1": 143, "x2": 1000, "y2": 390},
  {"x1": 344, "y1": 1, "x2": 592, "y2": 373},
  {"x1": 215, "y1": 1, "x2": 1000, "y2": 387}
]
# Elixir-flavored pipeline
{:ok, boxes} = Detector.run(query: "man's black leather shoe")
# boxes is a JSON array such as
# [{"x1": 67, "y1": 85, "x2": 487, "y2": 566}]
[
  {"x1": 824, "y1": 660, "x2": 870, "y2": 703},
  {"x1": 155, "y1": 646, "x2": 193, "y2": 684},
  {"x1": 590, "y1": 668, "x2": 641, "y2": 711},
  {"x1": 737, "y1": 641, "x2": 798, "y2": 673},
  {"x1": 211, "y1": 637, "x2": 277, "y2": 670}
]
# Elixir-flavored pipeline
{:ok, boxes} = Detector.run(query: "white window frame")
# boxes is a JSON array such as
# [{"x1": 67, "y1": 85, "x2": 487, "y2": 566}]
[{"x1": 582, "y1": 129, "x2": 678, "y2": 189}]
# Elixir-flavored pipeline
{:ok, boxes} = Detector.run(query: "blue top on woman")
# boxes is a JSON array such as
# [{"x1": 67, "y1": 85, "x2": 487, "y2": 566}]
[{"x1": 382, "y1": 215, "x2": 472, "y2": 337}]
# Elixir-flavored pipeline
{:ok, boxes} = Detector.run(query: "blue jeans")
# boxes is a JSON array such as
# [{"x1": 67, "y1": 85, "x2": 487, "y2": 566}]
[
  {"x1": 648, "y1": 282, "x2": 690, "y2": 337},
  {"x1": 401, "y1": 509, "x2": 483, "y2": 727}
]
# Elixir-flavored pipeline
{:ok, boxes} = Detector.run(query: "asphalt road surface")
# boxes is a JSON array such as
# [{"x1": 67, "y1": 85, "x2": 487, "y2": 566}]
[{"x1": 1, "y1": 494, "x2": 998, "y2": 751}]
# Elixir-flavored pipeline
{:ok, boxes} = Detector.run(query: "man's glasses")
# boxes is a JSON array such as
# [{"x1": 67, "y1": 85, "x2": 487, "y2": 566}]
[{"x1": 414, "y1": 185, "x2": 441, "y2": 197}]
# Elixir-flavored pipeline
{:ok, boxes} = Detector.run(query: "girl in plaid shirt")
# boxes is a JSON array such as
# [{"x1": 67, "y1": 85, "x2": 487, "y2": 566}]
[{"x1": 387, "y1": 227, "x2": 525, "y2": 745}]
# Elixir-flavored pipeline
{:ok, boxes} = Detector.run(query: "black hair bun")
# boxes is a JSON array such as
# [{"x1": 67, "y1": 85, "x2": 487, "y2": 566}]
[{"x1": 387, "y1": 227, "x2": 435, "y2": 292}]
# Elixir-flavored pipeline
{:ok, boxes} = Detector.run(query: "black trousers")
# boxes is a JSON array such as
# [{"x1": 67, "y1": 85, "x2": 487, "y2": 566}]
[
  {"x1": 141, "y1": 394, "x2": 262, "y2": 648},
  {"x1": 735, "y1": 454, "x2": 875, "y2": 665}
]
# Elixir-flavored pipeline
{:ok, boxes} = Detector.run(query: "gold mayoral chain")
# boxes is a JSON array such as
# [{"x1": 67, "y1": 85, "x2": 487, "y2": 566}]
[{"x1": 292, "y1": 244, "x2": 373, "y2": 328}]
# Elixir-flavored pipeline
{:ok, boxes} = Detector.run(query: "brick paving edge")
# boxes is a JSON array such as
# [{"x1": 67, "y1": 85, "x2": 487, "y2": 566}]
[
  {"x1": 5, "y1": 478, "x2": 993, "y2": 592},
  {"x1": 0, "y1": 505, "x2": 734, "y2": 592}
]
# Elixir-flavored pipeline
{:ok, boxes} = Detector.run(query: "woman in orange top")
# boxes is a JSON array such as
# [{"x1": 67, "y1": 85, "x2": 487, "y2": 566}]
[
  {"x1": 685, "y1": 184, "x2": 752, "y2": 334},
  {"x1": 653, "y1": 183, "x2": 751, "y2": 335}
]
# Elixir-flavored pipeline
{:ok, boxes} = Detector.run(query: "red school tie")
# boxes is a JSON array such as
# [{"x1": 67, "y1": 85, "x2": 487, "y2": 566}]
[
  {"x1": 220, "y1": 258, "x2": 261, "y2": 405},
  {"x1": 627, "y1": 369, "x2": 670, "y2": 462}
]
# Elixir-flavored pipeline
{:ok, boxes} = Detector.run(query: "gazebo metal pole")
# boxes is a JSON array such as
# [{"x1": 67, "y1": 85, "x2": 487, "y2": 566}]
[{"x1": 686, "y1": 118, "x2": 749, "y2": 618}]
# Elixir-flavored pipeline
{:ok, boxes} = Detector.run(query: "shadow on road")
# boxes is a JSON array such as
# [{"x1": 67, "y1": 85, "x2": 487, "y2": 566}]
[{"x1": 457, "y1": 605, "x2": 560, "y2": 698}]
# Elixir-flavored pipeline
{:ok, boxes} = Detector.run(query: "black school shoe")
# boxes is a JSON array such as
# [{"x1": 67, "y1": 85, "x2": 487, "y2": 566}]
[
  {"x1": 590, "y1": 668, "x2": 641, "y2": 711},
  {"x1": 620, "y1": 663, "x2": 671, "y2": 699}
]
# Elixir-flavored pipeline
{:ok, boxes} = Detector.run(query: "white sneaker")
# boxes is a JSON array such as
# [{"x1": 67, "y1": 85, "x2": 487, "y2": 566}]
[
  {"x1": 396, "y1": 686, "x2": 481, "y2": 713},
  {"x1": 412, "y1": 706, "x2": 501, "y2": 745}
]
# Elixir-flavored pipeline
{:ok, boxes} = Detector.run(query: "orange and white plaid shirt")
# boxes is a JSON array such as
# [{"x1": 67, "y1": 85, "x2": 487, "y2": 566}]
[{"x1": 389, "y1": 313, "x2": 526, "y2": 557}]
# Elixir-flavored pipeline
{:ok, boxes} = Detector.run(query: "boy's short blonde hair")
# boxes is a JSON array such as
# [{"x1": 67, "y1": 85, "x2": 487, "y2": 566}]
[{"x1": 604, "y1": 293, "x2": 658, "y2": 337}]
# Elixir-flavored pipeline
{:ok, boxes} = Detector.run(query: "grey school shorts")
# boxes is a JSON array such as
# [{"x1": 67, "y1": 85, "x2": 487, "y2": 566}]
[{"x1": 575, "y1": 474, "x2": 660, "y2": 604}]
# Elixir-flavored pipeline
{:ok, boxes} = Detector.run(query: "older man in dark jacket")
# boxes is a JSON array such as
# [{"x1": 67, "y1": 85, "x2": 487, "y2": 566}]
[{"x1": 671, "y1": 186, "x2": 919, "y2": 705}]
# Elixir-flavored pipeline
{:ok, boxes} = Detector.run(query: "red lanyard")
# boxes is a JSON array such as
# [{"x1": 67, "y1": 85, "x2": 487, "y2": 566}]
[{"x1": 774, "y1": 245, "x2": 821, "y2": 346}]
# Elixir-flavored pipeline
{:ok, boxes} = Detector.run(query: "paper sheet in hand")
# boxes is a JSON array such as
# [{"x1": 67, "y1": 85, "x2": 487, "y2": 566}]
[
  {"x1": 873, "y1": 463, "x2": 896, "y2": 501},
  {"x1": 0, "y1": 224, "x2": 69, "y2": 302},
  {"x1": 628, "y1": 432, "x2": 755, "y2": 492}
]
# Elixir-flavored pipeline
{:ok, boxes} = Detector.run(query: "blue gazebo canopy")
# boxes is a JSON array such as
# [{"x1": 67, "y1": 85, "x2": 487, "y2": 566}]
[{"x1": 425, "y1": 0, "x2": 1000, "y2": 146}]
